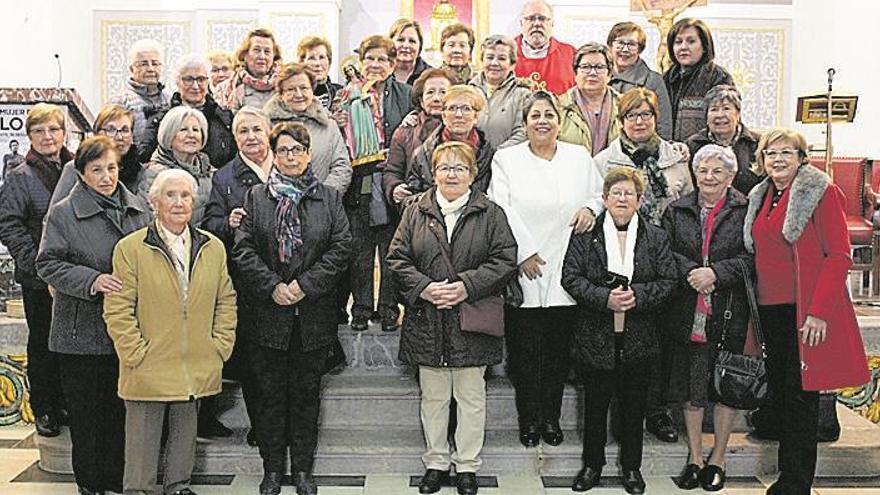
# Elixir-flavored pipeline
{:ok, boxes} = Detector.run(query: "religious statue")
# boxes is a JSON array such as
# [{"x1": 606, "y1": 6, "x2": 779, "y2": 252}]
[
  {"x1": 338, "y1": 57, "x2": 387, "y2": 166},
  {"x1": 429, "y1": 0, "x2": 459, "y2": 52},
  {"x1": 637, "y1": 0, "x2": 701, "y2": 73}
]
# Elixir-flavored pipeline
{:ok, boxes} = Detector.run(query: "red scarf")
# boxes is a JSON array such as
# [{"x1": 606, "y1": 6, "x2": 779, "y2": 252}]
[
  {"x1": 441, "y1": 127, "x2": 480, "y2": 151},
  {"x1": 691, "y1": 195, "x2": 727, "y2": 343}
]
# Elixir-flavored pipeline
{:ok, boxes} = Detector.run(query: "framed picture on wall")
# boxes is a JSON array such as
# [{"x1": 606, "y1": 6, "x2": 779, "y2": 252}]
[{"x1": 399, "y1": 0, "x2": 489, "y2": 66}]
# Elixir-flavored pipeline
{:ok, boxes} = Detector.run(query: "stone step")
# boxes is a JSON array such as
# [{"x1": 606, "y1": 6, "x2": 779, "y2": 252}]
[{"x1": 35, "y1": 404, "x2": 880, "y2": 477}]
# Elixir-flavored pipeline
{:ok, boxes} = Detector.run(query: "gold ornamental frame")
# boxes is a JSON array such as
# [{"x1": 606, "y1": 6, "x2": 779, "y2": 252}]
[{"x1": 399, "y1": 0, "x2": 490, "y2": 60}]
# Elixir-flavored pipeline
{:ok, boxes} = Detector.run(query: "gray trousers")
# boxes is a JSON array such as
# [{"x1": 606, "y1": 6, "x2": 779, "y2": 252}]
[{"x1": 123, "y1": 400, "x2": 198, "y2": 495}]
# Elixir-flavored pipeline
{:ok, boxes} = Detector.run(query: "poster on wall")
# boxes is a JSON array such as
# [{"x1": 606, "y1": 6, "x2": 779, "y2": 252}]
[
  {"x1": 401, "y1": 0, "x2": 488, "y2": 67},
  {"x1": 0, "y1": 105, "x2": 30, "y2": 184}
]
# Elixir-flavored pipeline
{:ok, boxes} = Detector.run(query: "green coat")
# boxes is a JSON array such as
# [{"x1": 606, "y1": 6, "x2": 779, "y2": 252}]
[{"x1": 558, "y1": 87, "x2": 622, "y2": 156}]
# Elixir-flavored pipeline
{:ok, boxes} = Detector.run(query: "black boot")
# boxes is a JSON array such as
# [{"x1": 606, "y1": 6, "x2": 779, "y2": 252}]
[
  {"x1": 259, "y1": 471, "x2": 283, "y2": 495},
  {"x1": 294, "y1": 471, "x2": 317, "y2": 495}
]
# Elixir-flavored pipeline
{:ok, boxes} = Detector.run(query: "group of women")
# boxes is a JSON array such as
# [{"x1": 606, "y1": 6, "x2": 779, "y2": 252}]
[{"x1": 0, "y1": 10, "x2": 870, "y2": 495}]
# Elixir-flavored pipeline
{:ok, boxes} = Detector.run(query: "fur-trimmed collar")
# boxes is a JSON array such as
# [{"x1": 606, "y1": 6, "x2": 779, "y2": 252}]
[
  {"x1": 263, "y1": 96, "x2": 332, "y2": 127},
  {"x1": 743, "y1": 164, "x2": 830, "y2": 253}
]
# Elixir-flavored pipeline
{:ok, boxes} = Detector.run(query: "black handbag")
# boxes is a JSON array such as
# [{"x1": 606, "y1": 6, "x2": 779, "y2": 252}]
[{"x1": 712, "y1": 259, "x2": 768, "y2": 410}]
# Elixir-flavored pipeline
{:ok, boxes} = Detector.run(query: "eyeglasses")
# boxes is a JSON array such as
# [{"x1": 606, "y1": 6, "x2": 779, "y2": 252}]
[
  {"x1": 522, "y1": 14, "x2": 550, "y2": 24},
  {"x1": 576, "y1": 64, "x2": 608, "y2": 74},
  {"x1": 608, "y1": 190, "x2": 637, "y2": 199},
  {"x1": 276, "y1": 145, "x2": 308, "y2": 157},
  {"x1": 180, "y1": 76, "x2": 209, "y2": 86},
  {"x1": 435, "y1": 165, "x2": 469, "y2": 176},
  {"x1": 613, "y1": 40, "x2": 640, "y2": 51},
  {"x1": 623, "y1": 111, "x2": 654, "y2": 122},
  {"x1": 134, "y1": 60, "x2": 162, "y2": 68},
  {"x1": 444, "y1": 104, "x2": 475, "y2": 115},
  {"x1": 29, "y1": 126, "x2": 64, "y2": 136},
  {"x1": 762, "y1": 149, "x2": 798, "y2": 160},
  {"x1": 99, "y1": 126, "x2": 132, "y2": 137}
]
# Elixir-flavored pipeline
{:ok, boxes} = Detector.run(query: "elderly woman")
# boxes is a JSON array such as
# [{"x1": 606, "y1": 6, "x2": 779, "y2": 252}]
[
  {"x1": 112, "y1": 38, "x2": 172, "y2": 160},
  {"x1": 216, "y1": 28, "x2": 283, "y2": 112},
  {"x1": 440, "y1": 23, "x2": 476, "y2": 84},
  {"x1": 263, "y1": 62, "x2": 352, "y2": 192},
  {"x1": 383, "y1": 68, "x2": 454, "y2": 210},
  {"x1": 0, "y1": 103, "x2": 72, "y2": 437},
  {"x1": 660, "y1": 145, "x2": 751, "y2": 491},
  {"x1": 744, "y1": 129, "x2": 869, "y2": 495},
  {"x1": 469, "y1": 35, "x2": 531, "y2": 149},
  {"x1": 337, "y1": 35, "x2": 413, "y2": 332},
  {"x1": 388, "y1": 142, "x2": 517, "y2": 495},
  {"x1": 141, "y1": 53, "x2": 237, "y2": 166},
  {"x1": 142, "y1": 105, "x2": 213, "y2": 223},
  {"x1": 686, "y1": 85, "x2": 760, "y2": 194},
  {"x1": 606, "y1": 22, "x2": 673, "y2": 140},
  {"x1": 52, "y1": 104, "x2": 148, "y2": 205},
  {"x1": 233, "y1": 122, "x2": 350, "y2": 495},
  {"x1": 562, "y1": 167, "x2": 677, "y2": 494},
  {"x1": 489, "y1": 91, "x2": 604, "y2": 448},
  {"x1": 297, "y1": 36, "x2": 343, "y2": 110},
  {"x1": 390, "y1": 18, "x2": 433, "y2": 84},
  {"x1": 105, "y1": 168, "x2": 236, "y2": 495},
  {"x1": 36, "y1": 136, "x2": 150, "y2": 495},
  {"x1": 407, "y1": 85, "x2": 495, "y2": 199},
  {"x1": 208, "y1": 49, "x2": 235, "y2": 93},
  {"x1": 663, "y1": 18, "x2": 735, "y2": 142},
  {"x1": 595, "y1": 87, "x2": 693, "y2": 227},
  {"x1": 559, "y1": 42, "x2": 621, "y2": 156}
]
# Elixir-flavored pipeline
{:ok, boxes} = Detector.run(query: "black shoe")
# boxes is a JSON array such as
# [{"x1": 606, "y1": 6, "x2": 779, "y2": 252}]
[
  {"x1": 336, "y1": 310, "x2": 350, "y2": 325},
  {"x1": 57, "y1": 408, "x2": 70, "y2": 426},
  {"x1": 170, "y1": 489, "x2": 197, "y2": 495},
  {"x1": 382, "y1": 320, "x2": 399, "y2": 332},
  {"x1": 645, "y1": 413, "x2": 678, "y2": 443},
  {"x1": 540, "y1": 420, "x2": 564, "y2": 446},
  {"x1": 621, "y1": 470, "x2": 646, "y2": 494},
  {"x1": 35, "y1": 413, "x2": 60, "y2": 437},
  {"x1": 246, "y1": 429, "x2": 258, "y2": 447},
  {"x1": 294, "y1": 471, "x2": 317, "y2": 495},
  {"x1": 675, "y1": 463, "x2": 702, "y2": 490},
  {"x1": 518, "y1": 424, "x2": 540, "y2": 448},
  {"x1": 77, "y1": 486, "x2": 100, "y2": 495},
  {"x1": 351, "y1": 317, "x2": 368, "y2": 332},
  {"x1": 456, "y1": 472, "x2": 478, "y2": 495},
  {"x1": 369, "y1": 310, "x2": 381, "y2": 324},
  {"x1": 197, "y1": 417, "x2": 232, "y2": 438},
  {"x1": 259, "y1": 471, "x2": 283, "y2": 495},
  {"x1": 571, "y1": 466, "x2": 601, "y2": 492},
  {"x1": 419, "y1": 469, "x2": 446, "y2": 494},
  {"x1": 698, "y1": 465, "x2": 725, "y2": 491}
]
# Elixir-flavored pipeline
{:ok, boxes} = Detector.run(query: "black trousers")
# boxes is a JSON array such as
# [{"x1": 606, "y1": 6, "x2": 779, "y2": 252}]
[
  {"x1": 505, "y1": 306, "x2": 575, "y2": 427},
  {"x1": 644, "y1": 329, "x2": 673, "y2": 418},
  {"x1": 760, "y1": 304, "x2": 819, "y2": 494},
  {"x1": 221, "y1": 310, "x2": 261, "y2": 437},
  {"x1": 21, "y1": 286, "x2": 64, "y2": 417},
  {"x1": 58, "y1": 353, "x2": 124, "y2": 493},
  {"x1": 346, "y1": 198, "x2": 398, "y2": 322},
  {"x1": 580, "y1": 362, "x2": 649, "y2": 471},
  {"x1": 249, "y1": 337, "x2": 327, "y2": 474}
]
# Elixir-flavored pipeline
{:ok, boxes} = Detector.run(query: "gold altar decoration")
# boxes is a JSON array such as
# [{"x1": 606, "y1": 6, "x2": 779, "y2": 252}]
[{"x1": 400, "y1": 0, "x2": 489, "y2": 64}]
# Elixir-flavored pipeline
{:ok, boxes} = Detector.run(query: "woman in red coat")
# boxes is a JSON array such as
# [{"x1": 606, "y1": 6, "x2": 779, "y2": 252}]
[{"x1": 743, "y1": 128, "x2": 870, "y2": 495}]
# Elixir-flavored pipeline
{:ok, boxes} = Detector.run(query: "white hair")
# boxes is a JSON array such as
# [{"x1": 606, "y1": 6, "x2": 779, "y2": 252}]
[
  {"x1": 148, "y1": 169, "x2": 198, "y2": 203},
  {"x1": 174, "y1": 53, "x2": 210, "y2": 78},
  {"x1": 128, "y1": 39, "x2": 165, "y2": 66},
  {"x1": 156, "y1": 106, "x2": 209, "y2": 152},
  {"x1": 233, "y1": 106, "x2": 271, "y2": 134},
  {"x1": 692, "y1": 144, "x2": 739, "y2": 175},
  {"x1": 520, "y1": 0, "x2": 553, "y2": 17}
]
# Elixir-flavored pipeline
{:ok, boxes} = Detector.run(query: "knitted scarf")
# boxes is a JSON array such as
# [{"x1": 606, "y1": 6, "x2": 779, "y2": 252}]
[
  {"x1": 267, "y1": 168, "x2": 318, "y2": 263},
  {"x1": 690, "y1": 195, "x2": 727, "y2": 343},
  {"x1": 620, "y1": 133, "x2": 666, "y2": 225}
]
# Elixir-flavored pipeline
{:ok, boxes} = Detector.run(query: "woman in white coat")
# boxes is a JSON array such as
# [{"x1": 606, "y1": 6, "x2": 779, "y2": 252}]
[{"x1": 488, "y1": 91, "x2": 604, "y2": 448}]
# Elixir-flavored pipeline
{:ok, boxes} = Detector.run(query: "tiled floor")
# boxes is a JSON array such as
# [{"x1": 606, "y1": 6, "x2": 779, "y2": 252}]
[{"x1": 0, "y1": 425, "x2": 878, "y2": 495}]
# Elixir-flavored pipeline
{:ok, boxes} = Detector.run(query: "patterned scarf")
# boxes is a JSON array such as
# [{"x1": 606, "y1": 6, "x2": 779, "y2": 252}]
[
  {"x1": 620, "y1": 133, "x2": 666, "y2": 225},
  {"x1": 690, "y1": 195, "x2": 727, "y2": 343},
  {"x1": 267, "y1": 167, "x2": 318, "y2": 263},
  {"x1": 441, "y1": 127, "x2": 481, "y2": 152}
]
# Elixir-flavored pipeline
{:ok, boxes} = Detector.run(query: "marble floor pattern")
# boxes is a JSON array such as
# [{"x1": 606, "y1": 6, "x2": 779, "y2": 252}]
[{"x1": 2, "y1": 425, "x2": 879, "y2": 495}]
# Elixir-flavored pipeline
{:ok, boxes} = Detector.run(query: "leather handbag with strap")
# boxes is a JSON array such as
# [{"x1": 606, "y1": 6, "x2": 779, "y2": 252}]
[
  {"x1": 712, "y1": 258, "x2": 768, "y2": 410},
  {"x1": 429, "y1": 219, "x2": 504, "y2": 338}
]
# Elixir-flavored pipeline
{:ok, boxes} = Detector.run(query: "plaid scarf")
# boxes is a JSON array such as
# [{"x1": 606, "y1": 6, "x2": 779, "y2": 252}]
[{"x1": 267, "y1": 168, "x2": 318, "y2": 263}]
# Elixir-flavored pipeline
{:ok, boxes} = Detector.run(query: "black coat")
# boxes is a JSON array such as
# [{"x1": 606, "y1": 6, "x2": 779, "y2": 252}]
[
  {"x1": 232, "y1": 180, "x2": 351, "y2": 352},
  {"x1": 561, "y1": 213, "x2": 677, "y2": 369},
  {"x1": 202, "y1": 154, "x2": 262, "y2": 248},
  {"x1": 686, "y1": 125, "x2": 761, "y2": 195},
  {"x1": 408, "y1": 126, "x2": 495, "y2": 196},
  {"x1": 663, "y1": 61, "x2": 735, "y2": 142},
  {"x1": 0, "y1": 148, "x2": 72, "y2": 289},
  {"x1": 142, "y1": 92, "x2": 237, "y2": 167},
  {"x1": 660, "y1": 189, "x2": 752, "y2": 351},
  {"x1": 36, "y1": 181, "x2": 151, "y2": 355},
  {"x1": 387, "y1": 189, "x2": 517, "y2": 367}
]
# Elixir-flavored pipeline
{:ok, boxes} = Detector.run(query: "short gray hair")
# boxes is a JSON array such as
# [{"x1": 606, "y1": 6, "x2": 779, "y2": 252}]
[
  {"x1": 573, "y1": 42, "x2": 612, "y2": 72},
  {"x1": 148, "y1": 168, "x2": 198, "y2": 204},
  {"x1": 481, "y1": 35, "x2": 517, "y2": 64},
  {"x1": 704, "y1": 84, "x2": 741, "y2": 113},
  {"x1": 128, "y1": 39, "x2": 165, "y2": 66},
  {"x1": 232, "y1": 106, "x2": 271, "y2": 134},
  {"x1": 156, "y1": 106, "x2": 208, "y2": 151},
  {"x1": 692, "y1": 144, "x2": 738, "y2": 175},
  {"x1": 174, "y1": 53, "x2": 209, "y2": 79}
]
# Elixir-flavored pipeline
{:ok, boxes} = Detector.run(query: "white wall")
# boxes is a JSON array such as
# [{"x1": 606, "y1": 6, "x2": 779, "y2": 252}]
[{"x1": 1, "y1": 0, "x2": 877, "y2": 157}]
